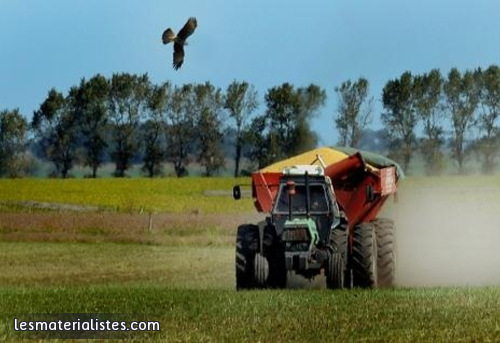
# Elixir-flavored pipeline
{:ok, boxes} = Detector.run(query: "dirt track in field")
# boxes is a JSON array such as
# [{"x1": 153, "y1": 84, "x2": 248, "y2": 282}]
[
  {"x1": 393, "y1": 184, "x2": 500, "y2": 287},
  {"x1": 0, "y1": 211, "x2": 264, "y2": 245}
]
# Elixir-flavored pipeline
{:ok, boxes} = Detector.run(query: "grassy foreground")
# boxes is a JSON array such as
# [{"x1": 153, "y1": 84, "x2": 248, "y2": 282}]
[
  {"x1": 2, "y1": 285, "x2": 500, "y2": 341},
  {"x1": 1, "y1": 242, "x2": 500, "y2": 341}
]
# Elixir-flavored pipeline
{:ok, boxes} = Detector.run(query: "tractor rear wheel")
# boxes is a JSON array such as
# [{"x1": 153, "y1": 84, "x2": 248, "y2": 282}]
[
  {"x1": 326, "y1": 226, "x2": 348, "y2": 289},
  {"x1": 372, "y1": 218, "x2": 396, "y2": 287},
  {"x1": 351, "y1": 222, "x2": 377, "y2": 288},
  {"x1": 236, "y1": 224, "x2": 259, "y2": 290}
]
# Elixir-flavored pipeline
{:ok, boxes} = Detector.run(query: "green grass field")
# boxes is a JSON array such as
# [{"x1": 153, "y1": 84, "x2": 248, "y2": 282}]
[
  {"x1": 2, "y1": 242, "x2": 500, "y2": 342},
  {"x1": 2, "y1": 176, "x2": 500, "y2": 341},
  {"x1": 3, "y1": 284, "x2": 500, "y2": 341}
]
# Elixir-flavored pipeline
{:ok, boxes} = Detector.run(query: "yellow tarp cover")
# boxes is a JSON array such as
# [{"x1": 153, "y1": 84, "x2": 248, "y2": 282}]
[{"x1": 260, "y1": 147, "x2": 351, "y2": 173}]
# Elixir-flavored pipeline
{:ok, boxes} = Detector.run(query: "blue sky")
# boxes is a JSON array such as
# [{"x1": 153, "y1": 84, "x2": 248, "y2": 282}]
[{"x1": 1, "y1": 0, "x2": 499, "y2": 145}]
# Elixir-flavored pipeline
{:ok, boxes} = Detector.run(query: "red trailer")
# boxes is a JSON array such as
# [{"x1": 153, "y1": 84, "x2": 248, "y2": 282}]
[{"x1": 234, "y1": 147, "x2": 402, "y2": 289}]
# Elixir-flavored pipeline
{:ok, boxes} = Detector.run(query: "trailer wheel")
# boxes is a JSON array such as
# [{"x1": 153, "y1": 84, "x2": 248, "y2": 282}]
[
  {"x1": 372, "y1": 218, "x2": 396, "y2": 287},
  {"x1": 352, "y1": 222, "x2": 377, "y2": 288},
  {"x1": 326, "y1": 225, "x2": 348, "y2": 289},
  {"x1": 236, "y1": 224, "x2": 259, "y2": 290}
]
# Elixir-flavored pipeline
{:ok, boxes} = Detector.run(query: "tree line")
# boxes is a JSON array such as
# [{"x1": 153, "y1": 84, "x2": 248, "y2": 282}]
[
  {"x1": 336, "y1": 65, "x2": 500, "y2": 175},
  {"x1": 0, "y1": 73, "x2": 324, "y2": 178},
  {"x1": 1, "y1": 65, "x2": 500, "y2": 178}
]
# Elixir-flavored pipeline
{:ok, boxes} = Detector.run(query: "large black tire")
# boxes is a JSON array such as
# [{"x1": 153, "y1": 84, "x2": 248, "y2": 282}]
[
  {"x1": 351, "y1": 222, "x2": 377, "y2": 288},
  {"x1": 326, "y1": 225, "x2": 348, "y2": 289},
  {"x1": 326, "y1": 253, "x2": 344, "y2": 289},
  {"x1": 372, "y1": 218, "x2": 396, "y2": 287},
  {"x1": 264, "y1": 226, "x2": 287, "y2": 289},
  {"x1": 236, "y1": 224, "x2": 259, "y2": 290}
]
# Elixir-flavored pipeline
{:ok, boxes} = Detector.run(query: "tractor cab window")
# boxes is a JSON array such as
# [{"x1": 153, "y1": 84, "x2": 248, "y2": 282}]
[
  {"x1": 276, "y1": 183, "x2": 329, "y2": 213},
  {"x1": 310, "y1": 185, "x2": 328, "y2": 212}
]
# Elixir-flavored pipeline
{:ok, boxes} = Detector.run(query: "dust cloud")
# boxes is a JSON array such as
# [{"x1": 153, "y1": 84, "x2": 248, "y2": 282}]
[{"x1": 392, "y1": 181, "x2": 500, "y2": 287}]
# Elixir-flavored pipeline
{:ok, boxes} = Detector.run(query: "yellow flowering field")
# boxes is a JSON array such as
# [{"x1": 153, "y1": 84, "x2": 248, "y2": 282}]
[{"x1": 0, "y1": 178, "x2": 254, "y2": 214}]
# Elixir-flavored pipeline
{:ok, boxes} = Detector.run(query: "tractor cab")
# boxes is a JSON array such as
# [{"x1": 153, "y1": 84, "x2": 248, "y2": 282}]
[{"x1": 270, "y1": 165, "x2": 343, "y2": 275}]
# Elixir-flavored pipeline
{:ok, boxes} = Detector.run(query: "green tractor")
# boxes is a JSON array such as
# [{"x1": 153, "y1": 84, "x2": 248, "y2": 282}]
[
  {"x1": 234, "y1": 148, "x2": 401, "y2": 290},
  {"x1": 235, "y1": 166, "x2": 348, "y2": 289}
]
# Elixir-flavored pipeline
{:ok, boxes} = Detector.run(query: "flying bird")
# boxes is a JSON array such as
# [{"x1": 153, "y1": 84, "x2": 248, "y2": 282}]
[{"x1": 162, "y1": 17, "x2": 198, "y2": 70}]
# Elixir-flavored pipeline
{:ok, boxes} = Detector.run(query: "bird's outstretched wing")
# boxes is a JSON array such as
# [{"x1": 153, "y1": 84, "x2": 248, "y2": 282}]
[
  {"x1": 177, "y1": 17, "x2": 197, "y2": 42},
  {"x1": 162, "y1": 28, "x2": 176, "y2": 44},
  {"x1": 173, "y1": 42, "x2": 185, "y2": 70}
]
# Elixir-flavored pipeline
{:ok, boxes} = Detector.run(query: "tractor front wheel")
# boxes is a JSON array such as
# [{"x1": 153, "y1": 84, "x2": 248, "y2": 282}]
[
  {"x1": 326, "y1": 225, "x2": 348, "y2": 289},
  {"x1": 264, "y1": 226, "x2": 287, "y2": 289},
  {"x1": 254, "y1": 253, "x2": 269, "y2": 286},
  {"x1": 236, "y1": 224, "x2": 259, "y2": 290},
  {"x1": 326, "y1": 252, "x2": 344, "y2": 289}
]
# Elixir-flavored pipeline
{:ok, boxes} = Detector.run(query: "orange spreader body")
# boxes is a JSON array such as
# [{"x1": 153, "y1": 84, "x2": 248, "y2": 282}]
[{"x1": 251, "y1": 147, "x2": 399, "y2": 230}]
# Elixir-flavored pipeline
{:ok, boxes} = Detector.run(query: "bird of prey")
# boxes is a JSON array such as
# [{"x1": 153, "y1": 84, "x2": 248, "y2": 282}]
[{"x1": 162, "y1": 17, "x2": 198, "y2": 70}]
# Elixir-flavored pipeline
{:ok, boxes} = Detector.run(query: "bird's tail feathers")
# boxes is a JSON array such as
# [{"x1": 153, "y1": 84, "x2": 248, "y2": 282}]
[{"x1": 162, "y1": 29, "x2": 176, "y2": 44}]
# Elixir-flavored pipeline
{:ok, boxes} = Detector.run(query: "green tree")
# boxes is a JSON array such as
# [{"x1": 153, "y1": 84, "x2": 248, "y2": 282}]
[
  {"x1": 73, "y1": 75, "x2": 110, "y2": 178},
  {"x1": 443, "y1": 68, "x2": 481, "y2": 174},
  {"x1": 476, "y1": 65, "x2": 500, "y2": 173},
  {"x1": 334, "y1": 77, "x2": 373, "y2": 147},
  {"x1": 142, "y1": 82, "x2": 170, "y2": 177},
  {"x1": 32, "y1": 88, "x2": 78, "y2": 178},
  {"x1": 382, "y1": 71, "x2": 418, "y2": 173},
  {"x1": 265, "y1": 83, "x2": 298, "y2": 161},
  {"x1": 265, "y1": 83, "x2": 325, "y2": 162},
  {"x1": 413, "y1": 69, "x2": 445, "y2": 175},
  {"x1": 193, "y1": 82, "x2": 226, "y2": 176},
  {"x1": 108, "y1": 73, "x2": 150, "y2": 177},
  {"x1": 0, "y1": 108, "x2": 29, "y2": 177},
  {"x1": 243, "y1": 115, "x2": 270, "y2": 169},
  {"x1": 244, "y1": 83, "x2": 325, "y2": 169},
  {"x1": 293, "y1": 85, "x2": 325, "y2": 154},
  {"x1": 224, "y1": 81, "x2": 258, "y2": 177},
  {"x1": 166, "y1": 84, "x2": 196, "y2": 177}
]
